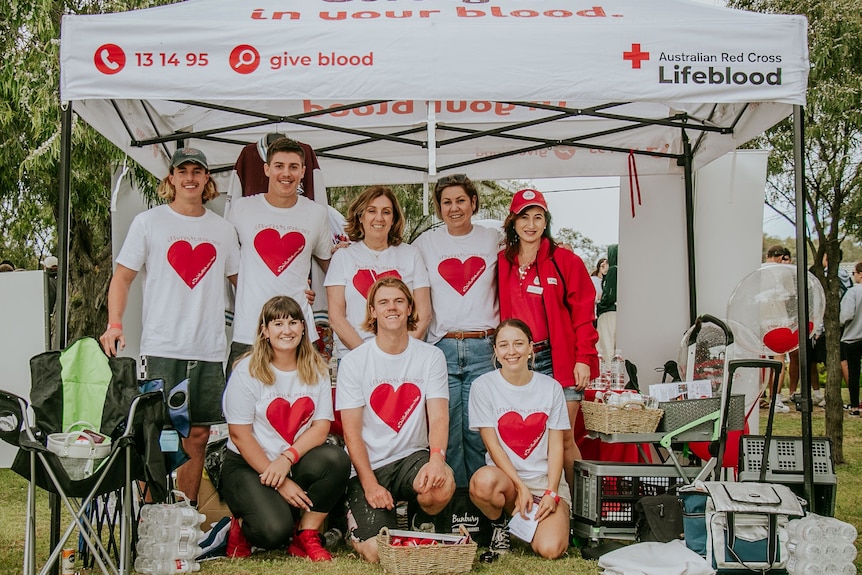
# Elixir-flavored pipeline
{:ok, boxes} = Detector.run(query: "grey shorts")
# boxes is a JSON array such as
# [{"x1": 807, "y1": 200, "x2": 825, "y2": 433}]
[
  {"x1": 346, "y1": 450, "x2": 430, "y2": 542},
  {"x1": 143, "y1": 356, "x2": 225, "y2": 425}
]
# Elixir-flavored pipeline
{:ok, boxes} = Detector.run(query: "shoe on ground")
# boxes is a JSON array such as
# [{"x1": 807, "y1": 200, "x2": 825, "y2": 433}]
[
  {"x1": 288, "y1": 529, "x2": 332, "y2": 561},
  {"x1": 811, "y1": 391, "x2": 827, "y2": 407},
  {"x1": 410, "y1": 509, "x2": 436, "y2": 533},
  {"x1": 850, "y1": 408, "x2": 861, "y2": 417},
  {"x1": 488, "y1": 521, "x2": 511, "y2": 556},
  {"x1": 774, "y1": 399, "x2": 790, "y2": 414},
  {"x1": 226, "y1": 517, "x2": 251, "y2": 558}
]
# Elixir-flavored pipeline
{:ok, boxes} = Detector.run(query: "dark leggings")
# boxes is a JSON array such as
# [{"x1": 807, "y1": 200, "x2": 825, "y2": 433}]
[
  {"x1": 220, "y1": 444, "x2": 350, "y2": 549},
  {"x1": 843, "y1": 340, "x2": 862, "y2": 408}
]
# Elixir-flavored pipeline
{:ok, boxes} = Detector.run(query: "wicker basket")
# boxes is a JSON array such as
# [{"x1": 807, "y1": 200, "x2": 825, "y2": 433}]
[
  {"x1": 581, "y1": 401, "x2": 664, "y2": 434},
  {"x1": 377, "y1": 526, "x2": 476, "y2": 575}
]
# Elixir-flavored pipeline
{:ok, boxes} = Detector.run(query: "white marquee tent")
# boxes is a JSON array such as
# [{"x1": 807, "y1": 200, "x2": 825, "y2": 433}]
[
  {"x1": 58, "y1": 0, "x2": 811, "y2": 362},
  {"x1": 57, "y1": 0, "x2": 817, "y2": 490}
]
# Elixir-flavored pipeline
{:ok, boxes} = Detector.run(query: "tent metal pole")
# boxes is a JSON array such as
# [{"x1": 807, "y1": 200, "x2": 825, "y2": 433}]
[
  {"x1": 792, "y1": 104, "x2": 815, "y2": 508},
  {"x1": 682, "y1": 132, "x2": 697, "y2": 325},
  {"x1": 57, "y1": 103, "x2": 72, "y2": 352}
]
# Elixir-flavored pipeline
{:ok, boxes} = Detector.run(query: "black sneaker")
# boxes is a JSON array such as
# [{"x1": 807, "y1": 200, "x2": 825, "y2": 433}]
[
  {"x1": 488, "y1": 520, "x2": 510, "y2": 556},
  {"x1": 851, "y1": 408, "x2": 860, "y2": 417}
]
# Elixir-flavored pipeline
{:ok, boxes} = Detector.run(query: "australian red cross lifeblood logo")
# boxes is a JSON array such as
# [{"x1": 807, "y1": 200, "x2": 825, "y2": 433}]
[
  {"x1": 624, "y1": 43, "x2": 650, "y2": 69},
  {"x1": 94, "y1": 44, "x2": 126, "y2": 75}
]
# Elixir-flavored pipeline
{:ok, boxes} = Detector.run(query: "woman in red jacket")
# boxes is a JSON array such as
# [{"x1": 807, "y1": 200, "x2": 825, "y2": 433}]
[{"x1": 497, "y1": 189, "x2": 599, "y2": 490}]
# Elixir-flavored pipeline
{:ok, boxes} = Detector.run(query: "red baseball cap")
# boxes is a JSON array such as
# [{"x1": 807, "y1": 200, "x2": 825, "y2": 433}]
[{"x1": 509, "y1": 188, "x2": 548, "y2": 214}]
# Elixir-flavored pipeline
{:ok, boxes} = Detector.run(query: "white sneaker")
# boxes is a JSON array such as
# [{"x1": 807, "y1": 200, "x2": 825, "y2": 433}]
[
  {"x1": 774, "y1": 399, "x2": 791, "y2": 414},
  {"x1": 812, "y1": 391, "x2": 826, "y2": 407}
]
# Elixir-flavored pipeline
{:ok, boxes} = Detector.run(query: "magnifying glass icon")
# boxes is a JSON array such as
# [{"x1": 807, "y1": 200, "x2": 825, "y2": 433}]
[{"x1": 234, "y1": 49, "x2": 257, "y2": 69}]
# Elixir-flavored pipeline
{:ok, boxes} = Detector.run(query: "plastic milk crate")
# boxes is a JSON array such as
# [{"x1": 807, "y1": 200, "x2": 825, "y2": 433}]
[
  {"x1": 737, "y1": 435, "x2": 837, "y2": 516},
  {"x1": 572, "y1": 460, "x2": 701, "y2": 541}
]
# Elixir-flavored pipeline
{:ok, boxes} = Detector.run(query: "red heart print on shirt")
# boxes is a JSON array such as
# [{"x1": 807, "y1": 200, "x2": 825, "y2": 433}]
[
  {"x1": 438, "y1": 257, "x2": 486, "y2": 295},
  {"x1": 266, "y1": 396, "x2": 315, "y2": 444},
  {"x1": 167, "y1": 241, "x2": 216, "y2": 289},
  {"x1": 762, "y1": 322, "x2": 814, "y2": 354},
  {"x1": 254, "y1": 229, "x2": 306, "y2": 276},
  {"x1": 497, "y1": 411, "x2": 548, "y2": 459},
  {"x1": 352, "y1": 269, "x2": 402, "y2": 299},
  {"x1": 369, "y1": 383, "x2": 422, "y2": 433}
]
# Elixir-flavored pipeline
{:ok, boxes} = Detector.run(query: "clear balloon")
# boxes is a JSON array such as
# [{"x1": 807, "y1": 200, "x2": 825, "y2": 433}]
[{"x1": 726, "y1": 265, "x2": 825, "y2": 355}]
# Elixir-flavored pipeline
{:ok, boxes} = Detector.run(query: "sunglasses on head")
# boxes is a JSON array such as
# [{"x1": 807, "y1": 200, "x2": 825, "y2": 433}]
[{"x1": 435, "y1": 173, "x2": 469, "y2": 189}]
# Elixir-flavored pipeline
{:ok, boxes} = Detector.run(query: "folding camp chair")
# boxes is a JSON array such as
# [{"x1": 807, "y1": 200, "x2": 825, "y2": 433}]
[{"x1": 0, "y1": 337, "x2": 166, "y2": 575}]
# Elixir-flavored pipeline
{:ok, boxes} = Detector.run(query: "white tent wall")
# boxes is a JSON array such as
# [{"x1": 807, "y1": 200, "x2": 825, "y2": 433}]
[
  {"x1": 617, "y1": 173, "x2": 690, "y2": 379},
  {"x1": 0, "y1": 272, "x2": 46, "y2": 467}
]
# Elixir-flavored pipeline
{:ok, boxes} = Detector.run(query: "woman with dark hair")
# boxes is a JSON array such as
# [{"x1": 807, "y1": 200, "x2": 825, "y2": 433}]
[
  {"x1": 324, "y1": 186, "x2": 431, "y2": 360},
  {"x1": 468, "y1": 319, "x2": 571, "y2": 560},
  {"x1": 221, "y1": 296, "x2": 351, "y2": 561},
  {"x1": 413, "y1": 174, "x2": 503, "y2": 487},
  {"x1": 840, "y1": 261, "x2": 862, "y2": 416},
  {"x1": 497, "y1": 189, "x2": 598, "y2": 492}
]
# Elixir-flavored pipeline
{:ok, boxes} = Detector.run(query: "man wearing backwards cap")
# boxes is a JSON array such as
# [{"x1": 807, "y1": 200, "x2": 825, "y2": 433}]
[{"x1": 100, "y1": 147, "x2": 240, "y2": 506}]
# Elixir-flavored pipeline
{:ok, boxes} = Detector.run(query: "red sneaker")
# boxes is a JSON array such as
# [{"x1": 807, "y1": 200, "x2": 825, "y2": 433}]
[
  {"x1": 226, "y1": 517, "x2": 251, "y2": 558},
  {"x1": 287, "y1": 529, "x2": 332, "y2": 561}
]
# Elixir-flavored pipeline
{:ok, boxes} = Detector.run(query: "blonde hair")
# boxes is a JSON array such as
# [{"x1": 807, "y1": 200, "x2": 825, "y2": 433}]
[
  {"x1": 362, "y1": 277, "x2": 418, "y2": 334},
  {"x1": 344, "y1": 185, "x2": 405, "y2": 245},
  {"x1": 247, "y1": 296, "x2": 328, "y2": 385},
  {"x1": 157, "y1": 168, "x2": 219, "y2": 204}
]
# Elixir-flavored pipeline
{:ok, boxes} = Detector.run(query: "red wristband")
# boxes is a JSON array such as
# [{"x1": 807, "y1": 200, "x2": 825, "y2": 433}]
[
  {"x1": 286, "y1": 446, "x2": 300, "y2": 464},
  {"x1": 430, "y1": 447, "x2": 446, "y2": 460},
  {"x1": 107, "y1": 323, "x2": 122, "y2": 330},
  {"x1": 543, "y1": 489, "x2": 561, "y2": 504}
]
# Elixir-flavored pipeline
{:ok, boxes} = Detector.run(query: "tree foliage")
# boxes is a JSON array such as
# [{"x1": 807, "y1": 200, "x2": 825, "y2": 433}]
[
  {"x1": 0, "y1": 0, "x2": 169, "y2": 344},
  {"x1": 730, "y1": 0, "x2": 862, "y2": 462}
]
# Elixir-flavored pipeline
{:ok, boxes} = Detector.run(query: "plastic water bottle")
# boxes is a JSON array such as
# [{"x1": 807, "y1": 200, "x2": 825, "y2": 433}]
[
  {"x1": 787, "y1": 517, "x2": 823, "y2": 542},
  {"x1": 610, "y1": 349, "x2": 626, "y2": 391},
  {"x1": 787, "y1": 557, "x2": 824, "y2": 575},
  {"x1": 790, "y1": 541, "x2": 824, "y2": 561},
  {"x1": 815, "y1": 516, "x2": 858, "y2": 543},
  {"x1": 591, "y1": 354, "x2": 607, "y2": 390}
]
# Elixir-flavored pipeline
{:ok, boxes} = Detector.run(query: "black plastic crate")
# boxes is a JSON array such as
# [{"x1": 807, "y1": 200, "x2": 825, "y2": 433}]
[{"x1": 572, "y1": 461, "x2": 699, "y2": 531}]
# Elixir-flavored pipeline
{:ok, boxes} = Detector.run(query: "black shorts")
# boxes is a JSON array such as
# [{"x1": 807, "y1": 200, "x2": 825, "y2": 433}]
[
  {"x1": 143, "y1": 356, "x2": 225, "y2": 425},
  {"x1": 346, "y1": 450, "x2": 429, "y2": 542}
]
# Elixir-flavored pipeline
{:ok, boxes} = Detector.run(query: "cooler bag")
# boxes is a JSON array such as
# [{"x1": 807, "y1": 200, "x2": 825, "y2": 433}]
[{"x1": 680, "y1": 481, "x2": 803, "y2": 572}]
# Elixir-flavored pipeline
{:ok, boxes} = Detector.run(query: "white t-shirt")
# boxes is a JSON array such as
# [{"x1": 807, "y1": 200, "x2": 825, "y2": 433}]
[
  {"x1": 324, "y1": 242, "x2": 430, "y2": 357},
  {"x1": 413, "y1": 225, "x2": 502, "y2": 344},
  {"x1": 223, "y1": 356, "x2": 334, "y2": 461},
  {"x1": 335, "y1": 338, "x2": 448, "y2": 473},
  {"x1": 469, "y1": 370, "x2": 570, "y2": 481},
  {"x1": 228, "y1": 194, "x2": 331, "y2": 345},
  {"x1": 117, "y1": 204, "x2": 240, "y2": 361}
]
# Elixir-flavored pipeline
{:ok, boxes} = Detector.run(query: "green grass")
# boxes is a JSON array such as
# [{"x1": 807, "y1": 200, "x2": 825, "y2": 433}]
[{"x1": 1, "y1": 408, "x2": 859, "y2": 574}]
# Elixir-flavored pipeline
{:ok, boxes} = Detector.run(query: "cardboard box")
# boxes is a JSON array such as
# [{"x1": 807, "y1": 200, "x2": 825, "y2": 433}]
[{"x1": 198, "y1": 471, "x2": 231, "y2": 530}]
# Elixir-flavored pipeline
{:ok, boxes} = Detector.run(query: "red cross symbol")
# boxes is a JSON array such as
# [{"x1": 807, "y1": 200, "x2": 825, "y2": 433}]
[{"x1": 623, "y1": 43, "x2": 650, "y2": 69}]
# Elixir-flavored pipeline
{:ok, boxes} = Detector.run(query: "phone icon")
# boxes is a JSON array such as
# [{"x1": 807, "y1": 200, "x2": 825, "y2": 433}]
[
  {"x1": 100, "y1": 49, "x2": 121, "y2": 70},
  {"x1": 93, "y1": 44, "x2": 126, "y2": 75}
]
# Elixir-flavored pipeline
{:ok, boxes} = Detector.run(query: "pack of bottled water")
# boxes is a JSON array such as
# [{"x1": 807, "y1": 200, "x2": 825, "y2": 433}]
[
  {"x1": 786, "y1": 513, "x2": 857, "y2": 575},
  {"x1": 135, "y1": 492, "x2": 206, "y2": 574}
]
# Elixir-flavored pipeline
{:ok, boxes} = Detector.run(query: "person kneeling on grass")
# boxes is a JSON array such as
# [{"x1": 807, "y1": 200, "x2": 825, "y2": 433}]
[
  {"x1": 469, "y1": 319, "x2": 572, "y2": 560},
  {"x1": 221, "y1": 296, "x2": 351, "y2": 561},
  {"x1": 336, "y1": 277, "x2": 455, "y2": 563}
]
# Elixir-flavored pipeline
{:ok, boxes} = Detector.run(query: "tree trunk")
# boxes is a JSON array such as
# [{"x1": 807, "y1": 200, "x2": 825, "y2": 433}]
[{"x1": 821, "y1": 248, "x2": 845, "y2": 464}]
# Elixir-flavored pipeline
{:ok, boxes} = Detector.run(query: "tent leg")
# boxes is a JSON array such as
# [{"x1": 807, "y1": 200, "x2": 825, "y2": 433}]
[
  {"x1": 792, "y1": 104, "x2": 815, "y2": 509},
  {"x1": 57, "y1": 103, "x2": 72, "y2": 352},
  {"x1": 682, "y1": 132, "x2": 697, "y2": 325}
]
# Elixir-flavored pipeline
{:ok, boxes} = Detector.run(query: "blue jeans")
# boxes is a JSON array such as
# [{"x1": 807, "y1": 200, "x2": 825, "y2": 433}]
[
  {"x1": 533, "y1": 346, "x2": 583, "y2": 400},
  {"x1": 436, "y1": 336, "x2": 493, "y2": 488}
]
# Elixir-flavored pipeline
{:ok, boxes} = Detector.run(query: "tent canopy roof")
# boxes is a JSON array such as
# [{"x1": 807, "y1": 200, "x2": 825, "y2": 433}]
[{"x1": 60, "y1": 0, "x2": 808, "y2": 184}]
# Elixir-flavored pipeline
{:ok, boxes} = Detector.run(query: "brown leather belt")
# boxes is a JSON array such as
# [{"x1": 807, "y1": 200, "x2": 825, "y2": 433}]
[
  {"x1": 533, "y1": 339, "x2": 551, "y2": 352},
  {"x1": 442, "y1": 329, "x2": 495, "y2": 340}
]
